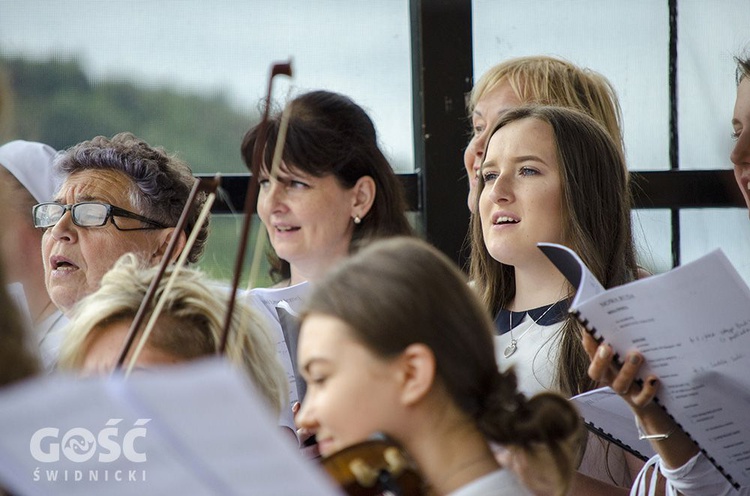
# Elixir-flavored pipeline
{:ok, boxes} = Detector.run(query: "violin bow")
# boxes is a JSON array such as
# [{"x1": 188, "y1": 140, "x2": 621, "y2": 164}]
[
  {"x1": 113, "y1": 175, "x2": 220, "y2": 371},
  {"x1": 219, "y1": 60, "x2": 293, "y2": 354},
  {"x1": 246, "y1": 96, "x2": 293, "y2": 291},
  {"x1": 123, "y1": 177, "x2": 220, "y2": 377}
]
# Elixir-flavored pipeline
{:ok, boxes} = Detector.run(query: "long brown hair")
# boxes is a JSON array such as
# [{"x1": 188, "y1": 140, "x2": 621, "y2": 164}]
[
  {"x1": 736, "y1": 55, "x2": 750, "y2": 84},
  {"x1": 303, "y1": 237, "x2": 581, "y2": 495},
  {"x1": 469, "y1": 105, "x2": 637, "y2": 396}
]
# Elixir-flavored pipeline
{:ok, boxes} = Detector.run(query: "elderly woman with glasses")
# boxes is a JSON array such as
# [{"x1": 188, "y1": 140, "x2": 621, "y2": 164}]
[{"x1": 35, "y1": 132, "x2": 208, "y2": 324}]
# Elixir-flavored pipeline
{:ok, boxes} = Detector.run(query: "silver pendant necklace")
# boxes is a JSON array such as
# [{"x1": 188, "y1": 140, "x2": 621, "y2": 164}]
[{"x1": 503, "y1": 301, "x2": 558, "y2": 358}]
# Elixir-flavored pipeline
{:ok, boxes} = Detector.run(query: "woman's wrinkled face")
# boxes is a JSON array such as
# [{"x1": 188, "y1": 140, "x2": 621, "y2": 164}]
[
  {"x1": 465, "y1": 81, "x2": 522, "y2": 212},
  {"x1": 41, "y1": 170, "x2": 165, "y2": 314},
  {"x1": 295, "y1": 313, "x2": 403, "y2": 457},
  {"x1": 732, "y1": 77, "x2": 750, "y2": 214},
  {"x1": 478, "y1": 118, "x2": 565, "y2": 268},
  {"x1": 256, "y1": 164, "x2": 359, "y2": 281}
]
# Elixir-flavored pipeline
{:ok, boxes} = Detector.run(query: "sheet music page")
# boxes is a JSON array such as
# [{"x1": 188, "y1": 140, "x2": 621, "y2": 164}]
[
  {"x1": 0, "y1": 358, "x2": 341, "y2": 496},
  {"x1": 537, "y1": 243, "x2": 605, "y2": 306},
  {"x1": 571, "y1": 387, "x2": 656, "y2": 461},
  {"x1": 547, "y1": 246, "x2": 750, "y2": 488}
]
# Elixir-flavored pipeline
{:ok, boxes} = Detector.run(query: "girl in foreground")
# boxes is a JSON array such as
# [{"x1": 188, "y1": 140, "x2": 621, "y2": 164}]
[{"x1": 296, "y1": 237, "x2": 581, "y2": 495}]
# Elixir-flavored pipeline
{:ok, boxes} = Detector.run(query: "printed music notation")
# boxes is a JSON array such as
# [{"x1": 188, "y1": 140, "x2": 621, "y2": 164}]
[{"x1": 540, "y1": 243, "x2": 750, "y2": 490}]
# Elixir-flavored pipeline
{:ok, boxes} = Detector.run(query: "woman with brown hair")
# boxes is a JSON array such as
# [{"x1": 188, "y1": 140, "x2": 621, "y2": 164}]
[
  {"x1": 296, "y1": 237, "x2": 581, "y2": 495},
  {"x1": 469, "y1": 104, "x2": 641, "y2": 493}
]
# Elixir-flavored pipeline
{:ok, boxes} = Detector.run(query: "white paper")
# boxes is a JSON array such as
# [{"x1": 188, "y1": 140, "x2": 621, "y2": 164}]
[
  {"x1": 571, "y1": 387, "x2": 656, "y2": 461},
  {"x1": 0, "y1": 358, "x2": 341, "y2": 496},
  {"x1": 541, "y1": 242, "x2": 750, "y2": 489}
]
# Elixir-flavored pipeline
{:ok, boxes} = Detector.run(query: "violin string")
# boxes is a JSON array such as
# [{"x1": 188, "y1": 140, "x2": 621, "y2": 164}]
[{"x1": 124, "y1": 190, "x2": 217, "y2": 377}]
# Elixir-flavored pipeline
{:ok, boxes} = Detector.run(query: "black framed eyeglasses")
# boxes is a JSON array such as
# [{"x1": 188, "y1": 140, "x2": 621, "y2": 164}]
[{"x1": 32, "y1": 202, "x2": 168, "y2": 231}]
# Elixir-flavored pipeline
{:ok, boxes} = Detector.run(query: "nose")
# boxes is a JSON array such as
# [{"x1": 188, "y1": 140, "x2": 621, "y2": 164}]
[
  {"x1": 260, "y1": 178, "x2": 287, "y2": 213},
  {"x1": 731, "y1": 130, "x2": 750, "y2": 168},
  {"x1": 47, "y1": 209, "x2": 77, "y2": 242},
  {"x1": 486, "y1": 170, "x2": 513, "y2": 204},
  {"x1": 294, "y1": 397, "x2": 318, "y2": 433},
  {"x1": 466, "y1": 132, "x2": 487, "y2": 172}
]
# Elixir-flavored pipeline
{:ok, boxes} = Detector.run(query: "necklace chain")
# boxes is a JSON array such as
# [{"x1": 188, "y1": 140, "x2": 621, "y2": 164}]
[
  {"x1": 503, "y1": 301, "x2": 559, "y2": 358},
  {"x1": 431, "y1": 453, "x2": 493, "y2": 493}
]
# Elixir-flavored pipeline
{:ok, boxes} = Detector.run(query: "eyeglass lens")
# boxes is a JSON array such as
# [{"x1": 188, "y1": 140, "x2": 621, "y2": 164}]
[{"x1": 34, "y1": 203, "x2": 108, "y2": 228}]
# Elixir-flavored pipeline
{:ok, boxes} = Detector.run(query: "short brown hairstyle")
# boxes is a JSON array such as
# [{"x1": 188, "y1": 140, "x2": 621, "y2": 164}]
[{"x1": 241, "y1": 90, "x2": 413, "y2": 282}]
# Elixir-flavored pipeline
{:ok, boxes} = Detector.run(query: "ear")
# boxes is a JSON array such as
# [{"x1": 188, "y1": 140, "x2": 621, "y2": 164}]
[
  {"x1": 351, "y1": 175, "x2": 376, "y2": 219},
  {"x1": 395, "y1": 343, "x2": 436, "y2": 406},
  {"x1": 150, "y1": 228, "x2": 187, "y2": 264}
]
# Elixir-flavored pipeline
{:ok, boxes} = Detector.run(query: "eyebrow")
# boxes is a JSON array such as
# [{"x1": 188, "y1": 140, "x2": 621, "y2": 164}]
[
  {"x1": 77, "y1": 194, "x2": 103, "y2": 202},
  {"x1": 302, "y1": 357, "x2": 328, "y2": 376},
  {"x1": 481, "y1": 154, "x2": 548, "y2": 171},
  {"x1": 53, "y1": 193, "x2": 104, "y2": 203},
  {"x1": 513, "y1": 154, "x2": 548, "y2": 165}
]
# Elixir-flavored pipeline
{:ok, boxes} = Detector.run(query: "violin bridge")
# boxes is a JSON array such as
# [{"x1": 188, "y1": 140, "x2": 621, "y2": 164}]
[{"x1": 348, "y1": 458, "x2": 379, "y2": 487}]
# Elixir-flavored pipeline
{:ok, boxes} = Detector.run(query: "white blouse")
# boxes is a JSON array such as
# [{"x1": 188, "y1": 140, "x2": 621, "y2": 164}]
[{"x1": 494, "y1": 305, "x2": 632, "y2": 488}]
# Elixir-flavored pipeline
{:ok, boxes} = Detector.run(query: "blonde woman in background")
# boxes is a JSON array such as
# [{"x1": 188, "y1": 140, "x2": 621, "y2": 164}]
[
  {"x1": 464, "y1": 55, "x2": 624, "y2": 212},
  {"x1": 58, "y1": 253, "x2": 288, "y2": 421}
]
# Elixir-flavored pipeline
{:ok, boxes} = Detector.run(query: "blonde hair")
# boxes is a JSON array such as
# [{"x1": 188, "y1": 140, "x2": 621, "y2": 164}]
[
  {"x1": 469, "y1": 55, "x2": 624, "y2": 155},
  {"x1": 58, "y1": 254, "x2": 288, "y2": 417}
]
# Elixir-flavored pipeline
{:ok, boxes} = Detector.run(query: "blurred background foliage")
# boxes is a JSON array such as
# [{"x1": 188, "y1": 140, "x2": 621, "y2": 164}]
[
  {"x1": 0, "y1": 54, "x2": 276, "y2": 287},
  {"x1": 0, "y1": 54, "x2": 255, "y2": 172}
]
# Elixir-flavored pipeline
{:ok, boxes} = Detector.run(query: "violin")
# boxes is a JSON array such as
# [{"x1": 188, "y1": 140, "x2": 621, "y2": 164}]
[{"x1": 321, "y1": 438, "x2": 428, "y2": 496}]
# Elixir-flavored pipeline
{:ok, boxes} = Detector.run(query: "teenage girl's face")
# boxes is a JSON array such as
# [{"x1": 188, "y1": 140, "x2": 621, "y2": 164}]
[
  {"x1": 478, "y1": 117, "x2": 565, "y2": 268},
  {"x1": 465, "y1": 81, "x2": 522, "y2": 212},
  {"x1": 295, "y1": 313, "x2": 403, "y2": 457},
  {"x1": 732, "y1": 77, "x2": 750, "y2": 213}
]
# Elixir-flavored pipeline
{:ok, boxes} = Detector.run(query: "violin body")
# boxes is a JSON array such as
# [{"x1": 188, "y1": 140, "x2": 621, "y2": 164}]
[{"x1": 321, "y1": 439, "x2": 427, "y2": 496}]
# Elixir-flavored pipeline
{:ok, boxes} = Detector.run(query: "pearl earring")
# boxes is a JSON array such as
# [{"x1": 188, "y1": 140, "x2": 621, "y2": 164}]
[{"x1": 353, "y1": 215, "x2": 361, "y2": 224}]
